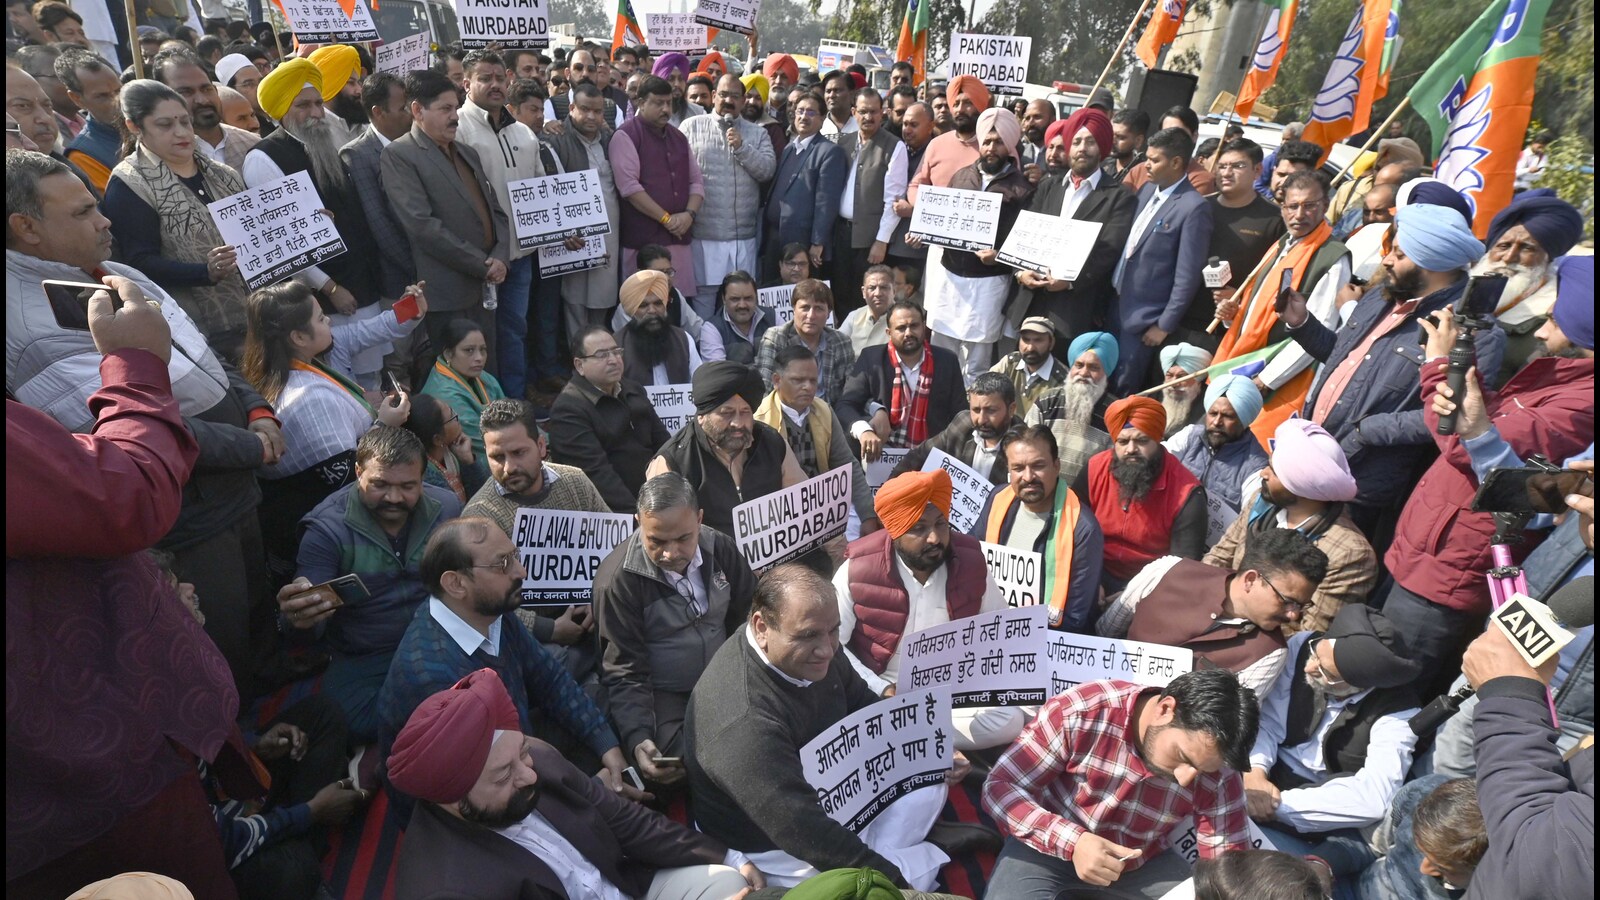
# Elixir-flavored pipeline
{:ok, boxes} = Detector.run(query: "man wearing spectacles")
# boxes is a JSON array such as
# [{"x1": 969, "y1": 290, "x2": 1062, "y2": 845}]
[
  {"x1": 1184, "y1": 138, "x2": 1286, "y2": 351},
  {"x1": 1242, "y1": 604, "x2": 1424, "y2": 870},
  {"x1": 761, "y1": 93, "x2": 847, "y2": 284},
  {"x1": 377, "y1": 517, "x2": 643, "y2": 800},
  {"x1": 1097, "y1": 527, "x2": 1328, "y2": 696}
]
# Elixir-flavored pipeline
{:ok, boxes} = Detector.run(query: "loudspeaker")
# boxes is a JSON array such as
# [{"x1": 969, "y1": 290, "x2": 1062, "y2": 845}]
[{"x1": 1128, "y1": 68, "x2": 1199, "y2": 122}]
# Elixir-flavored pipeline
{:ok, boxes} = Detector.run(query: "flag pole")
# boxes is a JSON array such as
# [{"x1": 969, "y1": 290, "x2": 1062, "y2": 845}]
[
  {"x1": 1088, "y1": 0, "x2": 1156, "y2": 99},
  {"x1": 125, "y1": 0, "x2": 144, "y2": 78},
  {"x1": 1206, "y1": 242, "x2": 1280, "y2": 334},
  {"x1": 1329, "y1": 96, "x2": 1411, "y2": 187}
]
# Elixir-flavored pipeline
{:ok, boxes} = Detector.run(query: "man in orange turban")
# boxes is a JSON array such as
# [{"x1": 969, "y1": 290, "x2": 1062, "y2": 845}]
[
  {"x1": 387, "y1": 669, "x2": 761, "y2": 897},
  {"x1": 945, "y1": 74, "x2": 991, "y2": 115},
  {"x1": 762, "y1": 53, "x2": 799, "y2": 124},
  {"x1": 838, "y1": 469, "x2": 1016, "y2": 749},
  {"x1": 1083, "y1": 395, "x2": 1209, "y2": 591}
]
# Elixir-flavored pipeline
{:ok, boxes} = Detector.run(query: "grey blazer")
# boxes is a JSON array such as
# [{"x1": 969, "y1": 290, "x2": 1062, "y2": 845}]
[{"x1": 379, "y1": 123, "x2": 510, "y2": 312}]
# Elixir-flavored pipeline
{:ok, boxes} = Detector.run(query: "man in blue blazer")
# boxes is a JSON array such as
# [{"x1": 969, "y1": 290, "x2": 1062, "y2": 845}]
[
  {"x1": 762, "y1": 93, "x2": 848, "y2": 283},
  {"x1": 1110, "y1": 127, "x2": 1214, "y2": 395}
]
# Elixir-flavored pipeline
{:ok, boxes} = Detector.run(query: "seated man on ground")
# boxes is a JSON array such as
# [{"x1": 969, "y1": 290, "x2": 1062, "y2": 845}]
[
  {"x1": 1163, "y1": 374, "x2": 1268, "y2": 545},
  {"x1": 1025, "y1": 331, "x2": 1121, "y2": 485},
  {"x1": 891, "y1": 371, "x2": 1023, "y2": 488},
  {"x1": 387, "y1": 669, "x2": 762, "y2": 900},
  {"x1": 1157, "y1": 342, "x2": 1212, "y2": 438}
]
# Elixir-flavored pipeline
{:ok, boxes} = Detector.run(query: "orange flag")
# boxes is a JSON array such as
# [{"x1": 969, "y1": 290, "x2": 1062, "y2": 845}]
[
  {"x1": 1136, "y1": 0, "x2": 1187, "y2": 68},
  {"x1": 1301, "y1": 0, "x2": 1392, "y2": 165},
  {"x1": 1235, "y1": 0, "x2": 1299, "y2": 120}
]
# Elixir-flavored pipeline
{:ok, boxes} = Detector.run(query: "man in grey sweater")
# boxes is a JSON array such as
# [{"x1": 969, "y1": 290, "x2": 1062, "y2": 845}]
[{"x1": 681, "y1": 74, "x2": 775, "y2": 318}]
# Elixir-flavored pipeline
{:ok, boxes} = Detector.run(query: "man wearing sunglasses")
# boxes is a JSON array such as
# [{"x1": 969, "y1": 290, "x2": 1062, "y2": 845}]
[
  {"x1": 1242, "y1": 604, "x2": 1424, "y2": 873},
  {"x1": 1097, "y1": 527, "x2": 1328, "y2": 695}
]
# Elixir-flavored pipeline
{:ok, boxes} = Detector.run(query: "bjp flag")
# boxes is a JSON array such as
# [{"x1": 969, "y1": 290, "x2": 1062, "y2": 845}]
[
  {"x1": 1235, "y1": 0, "x2": 1299, "y2": 120},
  {"x1": 1301, "y1": 0, "x2": 1392, "y2": 165},
  {"x1": 896, "y1": 0, "x2": 930, "y2": 84},
  {"x1": 611, "y1": 0, "x2": 644, "y2": 54},
  {"x1": 1409, "y1": 0, "x2": 1554, "y2": 235},
  {"x1": 1375, "y1": 0, "x2": 1403, "y2": 98},
  {"x1": 1136, "y1": 0, "x2": 1187, "y2": 69}
]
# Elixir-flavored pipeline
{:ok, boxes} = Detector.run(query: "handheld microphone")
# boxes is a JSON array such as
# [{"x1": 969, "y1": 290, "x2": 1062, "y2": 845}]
[{"x1": 1410, "y1": 577, "x2": 1593, "y2": 735}]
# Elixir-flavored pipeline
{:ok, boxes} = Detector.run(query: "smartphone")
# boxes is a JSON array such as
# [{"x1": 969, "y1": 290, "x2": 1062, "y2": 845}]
[
  {"x1": 392, "y1": 292, "x2": 421, "y2": 324},
  {"x1": 380, "y1": 369, "x2": 400, "y2": 396},
  {"x1": 622, "y1": 766, "x2": 645, "y2": 791},
  {"x1": 42, "y1": 279, "x2": 114, "y2": 331},
  {"x1": 1458, "y1": 273, "x2": 1509, "y2": 318},
  {"x1": 287, "y1": 573, "x2": 371, "y2": 610},
  {"x1": 1473, "y1": 466, "x2": 1593, "y2": 515},
  {"x1": 651, "y1": 756, "x2": 684, "y2": 766},
  {"x1": 1273, "y1": 268, "x2": 1296, "y2": 313}
]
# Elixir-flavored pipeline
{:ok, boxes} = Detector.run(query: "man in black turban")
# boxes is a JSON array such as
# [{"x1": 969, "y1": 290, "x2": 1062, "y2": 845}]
[
  {"x1": 646, "y1": 361, "x2": 806, "y2": 536},
  {"x1": 1476, "y1": 188, "x2": 1586, "y2": 378}
]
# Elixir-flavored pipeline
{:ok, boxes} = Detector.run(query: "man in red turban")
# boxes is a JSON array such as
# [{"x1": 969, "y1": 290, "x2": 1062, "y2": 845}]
[
  {"x1": 1078, "y1": 396, "x2": 1209, "y2": 592},
  {"x1": 387, "y1": 669, "x2": 762, "y2": 900}
]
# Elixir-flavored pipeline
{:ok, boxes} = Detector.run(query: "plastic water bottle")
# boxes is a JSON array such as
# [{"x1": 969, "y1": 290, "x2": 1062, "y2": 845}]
[{"x1": 482, "y1": 282, "x2": 498, "y2": 311}]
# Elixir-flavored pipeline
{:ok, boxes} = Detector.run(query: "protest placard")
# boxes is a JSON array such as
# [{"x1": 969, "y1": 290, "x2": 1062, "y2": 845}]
[
  {"x1": 646, "y1": 13, "x2": 707, "y2": 51},
  {"x1": 508, "y1": 170, "x2": 611, "y2": 250},
  {"x1": 996, "y1": 212, "x2": 1102, "y2": 282},
  {"x1": 280, "y1": 0, "x2": 380, "y2": 42},
  {"x1": 1166, "y1": 817, "x2": 1279, "y2": 870},
  {"x1": 208, "y1": 171, "x2": 346, "y2": 291},
  {"x1": 510, "y1": 508, "x2": 636, "y2": 606},
  {"x1": 455, "y1": 0, "x2": 549, "y2": 49},
  {"x1": 1044, "y1": 632, "x2": 1194, "y2": 696},
  {"x1": 756, "y1": 281, "x2": 835, "y2": 327},
  {"x1": 733, "y1": 465, "x2": 852, "y2": 571},
  {"x1": 908, "y1": 185, "x2": 1003, "y2": 251},
  {"x1": 801, "y1": 688, "x2": 953, "y2": 832},
  {"x1": 896, "y1": 606, "x2": 1049, "y2": 706},
  {"x1": 947, "y1": 33, "x2": 1031, "y2": 94},
  {"x1": 537, "y1": 233, "x2": 608, "y2": 276},
  {"x1": 376, "y1": 31, "x2": 432, "y2": 75},
  {"x1": 921, "y1": 448, "x2": 996, "y2": 534},
  {"x1": 864, "y1": 447, "x2": 911, "y2": 497},
  {"x1": 692, "y1": 0, "x2": 759, "y2": 35},
  {"x1": 645, "y1": 383, "x2": 696, "y2": 433},
  {"x1": 981, "y1": 541, "x2": 1043, "y2": 609}
]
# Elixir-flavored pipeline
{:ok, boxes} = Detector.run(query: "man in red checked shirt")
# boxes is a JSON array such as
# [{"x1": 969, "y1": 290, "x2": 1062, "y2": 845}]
[{"x1": 981, "y1": 669, "x2": 1260, "y2": 898}]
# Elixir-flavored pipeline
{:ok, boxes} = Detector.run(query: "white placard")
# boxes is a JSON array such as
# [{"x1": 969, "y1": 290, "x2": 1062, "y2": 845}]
[
  {"x1": 908, "y1": 185, "x2": 1003, "y2": 251},
  {"x1": 692, "y1": 0, "x2": 759, "y2": 35},
  {"x1": 537, "y1": 234, "x2": 608, "y2": 276},
  {"x1": 921, "y1": 448, "x2": 996, "y2": 535},
  {"x1": 1044, "y1": 632, "x2": 1193, "y2": 697},
  {"x1": 645, "y1": 383, "x2": 696, "y2": 433},
  {"x1": 1203, "y1": 491, "x2": 1237, "y2": 548},
  {"x1": 981, "y1": 541, "x2": 1043, "y2": 609},
  {"x1": 801, "y1": 688, "x2": 954, "y2": 832},
  {"x1": 733, "y1": 465, "x2": 852, "y2": 571},
  {"x1": 510, "y1": 508, "x2": 636, "y2": 606},
  {"x1": 896, "y1": 606, "x2": 1050, "y2": 707},
  {"x1": 1166, "y1": 817, "x2": 1279, "y2": 870},
  {"x1": 376, "y1": 31, "x2": 432, "y2": 75},
  {"x1": 208, "y1": 171, "x2": 346, "y2": 291},
  {"x1": 507, "y1": 169, "x2": 611, "y2": 250},
  {"x1": 455, "y1": 0, "x2": 548, "y2": 49},
  {"x1": 280, "y1": 0, "x2": 379, "y2": 42},
  {"x1": 646, "y1": 13, "x2": 707, "y2": 52},
  {"x1": 864, "y1": 447, "x2": 911, "y2": 497},
  {"x1": 756, "y1": 281, "x2": 835, "y2": 327},
  {"x1": 946, "y1": 33, "x2": 1032, "y2": 95},
  {"x1": 997, "y1": 212, "x2": 1102, "y2": 282}
]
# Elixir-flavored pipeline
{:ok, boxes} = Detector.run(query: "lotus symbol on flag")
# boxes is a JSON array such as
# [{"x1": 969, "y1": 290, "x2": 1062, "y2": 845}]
[
  {"x1": 1309, "y1": 14, "x2": 1365, "y2": 123},
  {"x1": 1434, "y1": 83, "x2": 1494, "y2": 220},
  {"x1": 1161, "y1": 0, "x2": 1183, "y2": 18},
  {"x1": 1251, "y1": 10, "x2": 1283, "y2": 71}
]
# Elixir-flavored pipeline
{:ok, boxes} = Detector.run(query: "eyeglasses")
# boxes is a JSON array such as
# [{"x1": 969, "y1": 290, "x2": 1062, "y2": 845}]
[
  {"x1": 469, "y1": 554, "x2": 517, "y2": 574},
  {"x1": 581, "y1": 347, "x2": 625, "y2": 360},
  {"x1": 781, "y1": 258, "x2": 809, "y2": 269},
  {"x1": 1258, "y1": 573, "x2": 1307, "y2": 614},
  {"x1": 443, "y1": 411, "x2": 460, "y2": 426},
  {"x1": 1308, "y1": 638, "x2": 1348, "y2": 686},
  {"x1": 1215, "y1": 161, "x2": 1251, "y2": 172},
  {"x1": 794, "y1": 108, "x2": 820, "y2": 118}
]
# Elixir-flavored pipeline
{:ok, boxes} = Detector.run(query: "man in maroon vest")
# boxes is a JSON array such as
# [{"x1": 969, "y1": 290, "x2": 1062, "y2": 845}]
[
  {"x1": 1096, "y1": 527, "x2": 1328, "y2": 695},
  {"x1": 834, "y1": 469, "x2": 1019, "y2": 751},
  {"x1": 610, "y1": 74, "x2": 704, "y2": 300},
  {"x1": 1072, "y1": 395, "x2": 1208, "y2": 593}
]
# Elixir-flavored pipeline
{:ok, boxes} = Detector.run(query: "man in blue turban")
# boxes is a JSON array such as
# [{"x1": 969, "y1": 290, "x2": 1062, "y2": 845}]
[
  {"x1": 1026, "y1": 331, "x2": 1121, "y2": 483},
  {"x1": 1391, "y1": 203, "x2": 1485, "y2": 273},
  {"x1": 1158, "y1": 341, "x2": 1214, "y2": 437},
  {"x1": 1477, "y1": 189, "x2": 1587, "y2": 377},
  {"x1": 1165, "y1": 373, "x2": 1268, "y2": 543}
]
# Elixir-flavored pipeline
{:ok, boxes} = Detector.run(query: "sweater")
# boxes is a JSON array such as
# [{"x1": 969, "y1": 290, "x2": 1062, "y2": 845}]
[
  {"x1": 455, "y1": 99, "x2": 545, "y2": 261},
  {"x1": 685, "y1": 626, "x2": 903, "y2": 881},
  {"x1": 462, "y1": 463, "x2": 612, "y2": 542},
  {"x1": 680, "y1": 113, "x2": 776, "y2": 241}
]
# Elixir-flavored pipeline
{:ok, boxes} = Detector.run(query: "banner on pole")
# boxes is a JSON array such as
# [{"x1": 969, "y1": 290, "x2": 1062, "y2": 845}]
[
  {"x1": 946, "y1": 33, "x2": 1031, "y2": 94},
  {"x1": 455, "y1": 0, "x2": 549, "y2": 49}
]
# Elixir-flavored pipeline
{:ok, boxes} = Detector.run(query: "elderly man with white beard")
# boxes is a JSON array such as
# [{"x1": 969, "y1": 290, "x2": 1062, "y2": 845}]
[
  {"x1": 244, "y1": 58, "x2": 389, "y2": 388},
  {"x1": 1024, "y1": 331, "x2": 1120, "y2": 485},
  {"x1": 1157, "y1": 342, "x2": 1212, "y2": 438},
  {"x1": 1475, "y1": 189, "x2": 1585, "y2": 383}
]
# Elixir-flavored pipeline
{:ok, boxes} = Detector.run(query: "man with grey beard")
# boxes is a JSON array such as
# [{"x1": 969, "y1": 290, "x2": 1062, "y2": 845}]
[
  {"x1": 1024, "y1": 331, "x2": 1120, "y2": 484},
  {"x1": 1475, "y1": 189, "x2": 1585, "y2": 382},
  {"x1": 244, "y1": 59, "x2": 386, "y2": 385},
  {"x1": 1156, "y1": 342, "x2": 1211, "y2": 438}
]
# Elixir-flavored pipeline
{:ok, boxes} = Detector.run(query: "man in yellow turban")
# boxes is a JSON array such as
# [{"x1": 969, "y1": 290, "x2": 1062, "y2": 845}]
[
  {"x1": 615, "y1": 269, "x2": 702, "y2": 387},
  {"x1": 739, "y1": 72, "x2": 785, "y2": 155},
  {"x1": 836, "y1": 467, "x2": 1016, "y2": 753},
  {"x1": 308, "y1": 44, "x2": 364, "y2": 144},
  {"x1": 256, "y1": 57, "x2": 321, "y2": 122}
]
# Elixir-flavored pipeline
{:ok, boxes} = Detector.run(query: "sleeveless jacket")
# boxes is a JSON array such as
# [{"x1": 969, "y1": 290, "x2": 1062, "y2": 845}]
[
  {"x1": 616, "y1": 116, "x2": 694, "y2": 249},
  {"x1": 1276, "y1": 636, "x2": 1419, "y2": 784},
  {"x1": 1088, "y1": 450, "x2": 1202, "y2": 581},
  {"x1": 844, "y1": 529, "x2": 987, "y2": 674},
  {"x1": 656, "y1": 421, "x2": 787, "y2": 537},
  {"x1": 1126, "y1": 559, "x2": 1286, "y2": 674},
  {"x1": 253, "y1": 129, "x2": 382, "y2": 306}
]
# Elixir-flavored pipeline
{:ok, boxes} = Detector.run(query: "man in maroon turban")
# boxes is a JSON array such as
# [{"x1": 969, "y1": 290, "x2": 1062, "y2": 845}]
[
  {"x1": 387, "y1": 669, "x2": 762, "y2": 900},
  {"x1": 1074, "y1": 396, "x2": 1209, "y2": 592}
]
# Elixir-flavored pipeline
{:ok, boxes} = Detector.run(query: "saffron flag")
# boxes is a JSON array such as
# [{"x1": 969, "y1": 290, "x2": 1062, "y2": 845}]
[
  {"x1": 1375, "y1": 0, "x2": 1402, "y2": 98},
  {"x1": 1409, "y1": 0, "x2": 1554, "y2": 235},
  {"x1": 1235, "y1": 0, "x2": 1299, "y2": 120},
  {"x1": 896, "y1": 0, "x2": 930, "y2": 84},
  {"x1": 1301, "y1": 0, "x2": 1392, "y2": 165},
  {"x1": 612, "y1": 0, "x2": 645, "y2": 53},
  {"x1": 1136, "y1": 0, "x2": 1187, "y2": 69}
]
